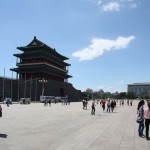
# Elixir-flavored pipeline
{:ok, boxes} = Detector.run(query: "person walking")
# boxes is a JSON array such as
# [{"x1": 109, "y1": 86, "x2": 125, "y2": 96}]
[
  {"x1": 130, "y1": 100, "x2": 133, "y2": 106},
  {"x1": 127, "y1": 100, "x2": 129, "y2": 106},
  {"x1": 68, "y1": 99, "x2": 70, "y2": 105},
  {"x1": 144, "y1": 102, "x2": 150, "y2": 140},
  {"x1": 6, "y1": 100, "x2": 9, "y2": 107},
  {"x1": 137, "y1": 100, "x2": 145, "y2": 137},
  {"x1": 85, "y1": 100, "x2": 88, "y2": 110},
  {"x1": 48, "y1": 99, "x2": 51, "y2": 107},
  {"x1": 91, "y1": 100, "x2": 96, "y2": 115},
  {"x1": 106, "y1": 100, "x2": 111, "y2": 113},
  {"x1": 82, "y1": 100, "x2": 85, "y2": 109},
  {"x1": 110, "y1": 100, "x2": 115, "y2": 112},
  {"x1": 101, "y1": 100, "x2": 106, "y2": 111}
]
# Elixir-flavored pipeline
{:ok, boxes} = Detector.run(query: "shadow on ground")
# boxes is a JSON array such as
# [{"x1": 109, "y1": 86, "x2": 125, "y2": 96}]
[{"x1": 0, "y1": 133, "x2": 8, "y2": 138}]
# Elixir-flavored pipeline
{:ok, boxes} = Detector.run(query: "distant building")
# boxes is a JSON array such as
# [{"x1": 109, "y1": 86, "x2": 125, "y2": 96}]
[
  {"x1": 0, "y1": 37, "x2": 81, "y2": 101},
  {"x1": 128, "y1": 83, "x2": 150, "y2": 97}
]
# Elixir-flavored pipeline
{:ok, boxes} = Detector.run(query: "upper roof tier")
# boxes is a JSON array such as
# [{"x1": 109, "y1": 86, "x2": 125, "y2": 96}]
[{"x1": 17, "y1": 36, "x2": 69, "y2": 60}]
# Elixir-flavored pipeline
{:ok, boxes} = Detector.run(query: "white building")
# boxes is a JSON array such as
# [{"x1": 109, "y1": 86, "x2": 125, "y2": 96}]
[{"x1": 128, "y1": 82, "x2": 150, "y2": 96}]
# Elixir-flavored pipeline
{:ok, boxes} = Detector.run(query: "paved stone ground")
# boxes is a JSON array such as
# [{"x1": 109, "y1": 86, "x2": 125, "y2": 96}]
[{"x1": 0, "y1": 100, "x2": 150, "y2": 150}]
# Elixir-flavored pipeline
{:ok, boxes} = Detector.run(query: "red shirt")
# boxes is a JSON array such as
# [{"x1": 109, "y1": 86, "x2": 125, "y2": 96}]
[{"x1": 102, "y1": 101, "x2": 106, "y2": 106}]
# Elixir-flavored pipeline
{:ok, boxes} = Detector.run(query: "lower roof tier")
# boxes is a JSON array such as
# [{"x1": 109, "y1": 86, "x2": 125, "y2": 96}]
[{"x1": 10, "y1": 64, "x2": 72, "y2": 79}]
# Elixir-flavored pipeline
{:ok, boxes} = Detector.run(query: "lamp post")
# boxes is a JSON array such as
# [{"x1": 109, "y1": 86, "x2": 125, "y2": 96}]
[{"x1": 39, "y1": 78, "x2": 48, "y2": 96}]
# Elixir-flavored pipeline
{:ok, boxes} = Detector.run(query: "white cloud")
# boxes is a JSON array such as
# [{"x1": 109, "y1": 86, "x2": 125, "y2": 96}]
[
  {"x1": 102, "y1": 2, "x2": 120, "y2": 12},
  {"x1": 72, "y1": 36, "x2": 135, "y2": 61},
  {"x1": 89, "y1": 0, "x2": 140, "y2": 12}
]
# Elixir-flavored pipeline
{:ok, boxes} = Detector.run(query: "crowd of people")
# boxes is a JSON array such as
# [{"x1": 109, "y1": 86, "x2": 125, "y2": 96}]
[
  {"x1": 82, "y1": 98, "x2": 150, "y2": 140},
  {"x1": 82, "y1": 99, "x2": 117, "y2": 115},
  {"x1": 1, "y1": 98, "x2": 150, "y2": 141},
  {"x1": 43, "y1": 99, "x2": 70, "y2": 106}
]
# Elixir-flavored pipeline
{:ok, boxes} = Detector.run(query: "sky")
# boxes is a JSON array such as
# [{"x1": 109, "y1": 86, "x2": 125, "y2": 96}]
[{"x1": 0, "y1": 0, "x2": 150, "y2": 93}]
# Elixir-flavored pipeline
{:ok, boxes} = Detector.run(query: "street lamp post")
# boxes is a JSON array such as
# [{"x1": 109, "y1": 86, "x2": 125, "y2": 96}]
[{"x1": 39, "y1": 78, "x2": 48, "y2": 96}]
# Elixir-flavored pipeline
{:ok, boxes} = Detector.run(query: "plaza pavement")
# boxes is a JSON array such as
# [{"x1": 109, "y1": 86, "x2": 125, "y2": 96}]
[{"x1": 0, "y1": 100, "x2": 150, "y2": 150}]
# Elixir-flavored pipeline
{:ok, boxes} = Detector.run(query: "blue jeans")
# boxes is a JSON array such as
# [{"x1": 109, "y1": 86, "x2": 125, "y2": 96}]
[
  {"x1": 138, "y1": 121, "x2": 144, "y2": 136},
  {"x1": 107, "y1": 105, "x2": 110, "y2": 112}
]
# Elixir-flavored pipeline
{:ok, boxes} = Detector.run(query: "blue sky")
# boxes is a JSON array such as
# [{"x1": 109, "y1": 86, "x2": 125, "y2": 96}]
[{"x1": 0, "y1": 0, "x2": 150, "y2": 93}]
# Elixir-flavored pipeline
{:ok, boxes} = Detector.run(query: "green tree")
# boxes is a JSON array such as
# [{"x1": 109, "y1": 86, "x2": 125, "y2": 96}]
[
  {"x1": 126, "y1": 92, "x2": 136, "y2": 99},
  {"x1": 119, "y1": 92, "x2": 127, "y2": 99}
]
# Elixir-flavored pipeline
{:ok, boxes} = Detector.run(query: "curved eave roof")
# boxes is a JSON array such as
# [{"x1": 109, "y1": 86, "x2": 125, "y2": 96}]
[
  {"x1": 10, "y1": 67, "x2": 72, "y2": 79},
  {"x1": 17, "y1": 37, "x2": 69, "y2": 60},
  {"x1": 64, "y1": 62, "x2": 71, "y2": 66},
  {"x1": 17, "y1": 45, "x2": 44, "y2": 51},
  {"x1": 13, "y1": 54, "x2": 71, "y2": 67},
  {"x1": 67, "y1": 75, "x2": 72, "y2": 78}
]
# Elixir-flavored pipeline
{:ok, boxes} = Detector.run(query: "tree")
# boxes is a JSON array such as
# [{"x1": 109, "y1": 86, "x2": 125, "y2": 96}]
[
  {"x1": 85, "y1": 88, "x2": 93, "y2": 100},
  {"x1": 119, "y1": 92, "x2": 127, "y2": 99},
  {"x1": 126, "y1": 92, "x2": 136, "y2": 99}
]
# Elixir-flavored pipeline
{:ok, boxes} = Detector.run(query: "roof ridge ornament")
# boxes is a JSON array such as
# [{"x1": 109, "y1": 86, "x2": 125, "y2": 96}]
[{"x1": 34, "y1": 36, "x2": 36, "y2": 40}]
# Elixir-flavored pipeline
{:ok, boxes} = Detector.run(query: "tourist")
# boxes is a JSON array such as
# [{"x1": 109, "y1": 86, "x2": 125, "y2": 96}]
[
  {"x1": 61, "y1": 99, "x2": 64, "y2": 105},
  {"x1": 101, "y1": 100, "x2": 106, "y2": 111},
  {"x1": 130, "y1": 100, "x2": 133, "y2": 106},
  {"x1": 82, "y1": 100, "x2": 85, "y2": 109},
  {"x1": 6, "y1": 100, "x2": 9, "y2": 107},
  {"x1": 44, "y1": 100, "x2": 48, "y2": 106},
  {"x1": 48, "y1": 99, "x2": 51, "y2": 107},
  {"x1": 127, "y1": 100, "x2": 129, "y2": 106},
  {"x1": 122, "y1": 100, "x2": 124, "y2": 106},
  {"x1": 137, "y1": 100, "x2": 145, "y2": 137},
  {"x1": 120, "y1": 100, "x2": 122, "y2": 106},
  {"x1": 110, "y1": 100, "x2": 115, "y2": 112},
  {"x1": 106, "y1": 100, "x2": 111, "y2": 113},
  {"x1": 82, "y1": 99, "x2": 86, "y2": 110},
  {"x1": 144, "y1": 102, "x2": 150, "y2": 140},
  {"x1": 85, "y1": 100, "x2": 88, "y2": 110},
  {"x1": 68, "y1": 99, "x2": 70, "y2": 105},
  {"x1": 91, "y1": 100, "x2": 96, "y2": 115},
  {"x1": 65, "y1": 99, "x2": 67, "y2": 105}
]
